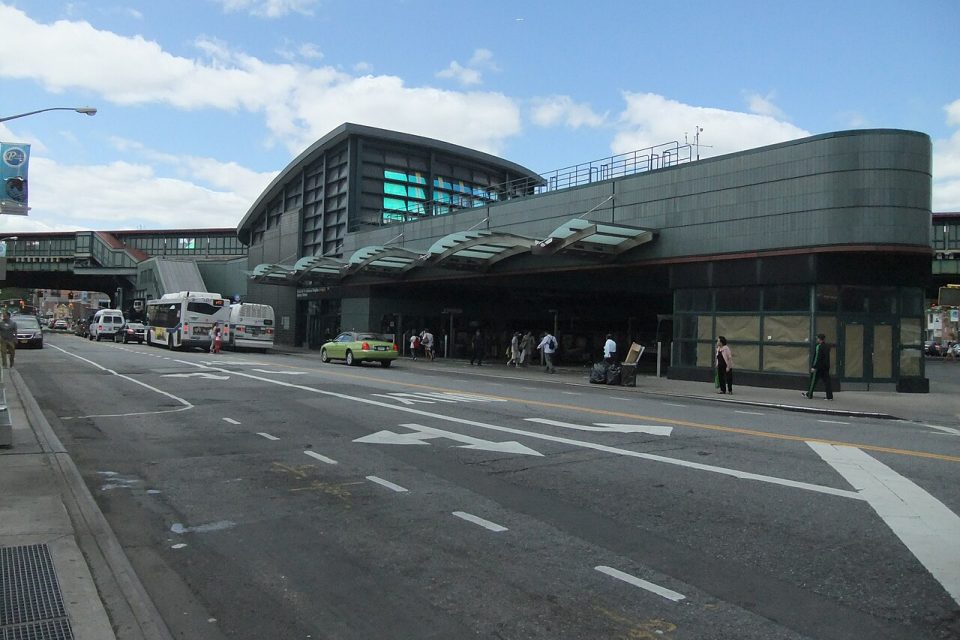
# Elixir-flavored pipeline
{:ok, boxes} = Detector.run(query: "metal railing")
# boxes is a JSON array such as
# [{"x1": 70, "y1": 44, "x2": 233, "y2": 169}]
[{"x1": 362, "y1": 140, "x2": 695, "y2": 228}]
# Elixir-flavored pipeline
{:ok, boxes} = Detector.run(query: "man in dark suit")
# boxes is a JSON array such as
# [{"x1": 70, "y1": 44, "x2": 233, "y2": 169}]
[{"x1": 803, "y1": 333, "x2": 833, "y2": 400}]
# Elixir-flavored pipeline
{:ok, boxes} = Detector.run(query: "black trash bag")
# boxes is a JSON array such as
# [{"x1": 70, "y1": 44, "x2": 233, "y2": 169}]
[
  {"x1": 606, "y1": 363, "x2": 622, "y2": 385},
  {"x1": 590, "y1": 362, "x2": 609, "y2": 384}
]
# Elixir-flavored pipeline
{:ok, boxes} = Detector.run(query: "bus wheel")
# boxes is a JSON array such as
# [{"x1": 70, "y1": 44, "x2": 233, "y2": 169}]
[{"x1": 168, "y1": 336, "x2": 175, "y2": 350}]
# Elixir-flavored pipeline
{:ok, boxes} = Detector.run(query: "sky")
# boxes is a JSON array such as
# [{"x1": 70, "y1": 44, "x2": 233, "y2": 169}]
[{"x1": 0, "y1": 0, "x2": 958, "y2": 236}]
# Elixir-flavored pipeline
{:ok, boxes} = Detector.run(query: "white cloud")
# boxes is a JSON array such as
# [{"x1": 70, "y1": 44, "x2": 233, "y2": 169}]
[
  {"x1": 436, "y1": 61, "x2": 482, "y2": 86},
  {"x1": 744, "y1": 91, "x2": 787, "y2": 120},
  {"x1": 214, "y1": 0, "x2": 319, "y2": 18},
  {"x1": 0, "y1": 6, "x2": 521, "y2": 156},
  {"x1": 530, "y1": 96, "x2": 606, "y2": 129},
  {"x1": 933, "y1": 99, "x2": 960, "y2": 211},
  {"x1": 276, "y1": 40, "x2": 324, "y2": 62},
  {"x1": 353, "y1": 61, "x2": 373, "y2": 73},
  {"x1": 20, "y1": 156, "x2": 264, "y2": 230},
  {"x1": 436, "y1": 48, "x2": 498, "y2": 86},
  {"x1": 611, "y1": 92, "x2": 810, "y2": 158}
]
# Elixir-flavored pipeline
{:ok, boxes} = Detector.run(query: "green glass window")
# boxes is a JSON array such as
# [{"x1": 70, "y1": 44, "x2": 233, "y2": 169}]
[
  {"x1": 408, "y1": 186, "x2": 426, "y2": 200},
  {"x1": 383, "y1": 197, "x2": 407, "y2": 211},
  {"x1": 434, "y1": 177, "x2": 452, "y2": 190},
  {"x1": 384, "y1": 183, "x2": 407, "y2": 197},
  {"x1": 384, "y1": 169, "x2": 407, "y2": 182},
  {"x1": 408, "y1": 172, "x2": 426, "y2": 184}
]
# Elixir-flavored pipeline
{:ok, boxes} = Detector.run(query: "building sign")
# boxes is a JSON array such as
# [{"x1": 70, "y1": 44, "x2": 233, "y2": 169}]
[{"x1": 0, "y1": 142, "x2": 30, "y2": 215}]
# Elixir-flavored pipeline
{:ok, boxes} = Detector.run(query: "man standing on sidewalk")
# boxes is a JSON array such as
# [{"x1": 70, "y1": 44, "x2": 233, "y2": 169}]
[
  {"x1": 803, "y1": 333, "x2": 833, "y2": 400},
  {"x1": 603, "y1": 334, "x2": 617, "y2": 364},
  {"x1": 0, "y1": 311, "x2": 17, "y2": 368}
]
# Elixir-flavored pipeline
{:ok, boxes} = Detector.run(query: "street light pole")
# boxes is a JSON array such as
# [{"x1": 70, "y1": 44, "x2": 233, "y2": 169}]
[{"x1": 0, "y1": 106, "x2": 97, "y2": 123}]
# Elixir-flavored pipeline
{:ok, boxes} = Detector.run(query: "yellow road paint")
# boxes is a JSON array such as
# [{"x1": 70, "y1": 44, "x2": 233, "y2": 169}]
[{"x1": 288, "y1": 366, "x2": 960, "y2": 464}]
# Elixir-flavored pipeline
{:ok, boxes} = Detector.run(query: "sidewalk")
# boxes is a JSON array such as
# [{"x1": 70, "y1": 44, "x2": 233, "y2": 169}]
[{"x1": 1, "y1": 349, "x2": 956, "y2": 640}]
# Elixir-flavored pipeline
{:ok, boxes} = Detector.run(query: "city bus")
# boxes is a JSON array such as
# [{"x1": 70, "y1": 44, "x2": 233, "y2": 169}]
[
  {"x1": 145, "y1": 291, "x2": 229, "y2": 350},
  {"x1": 222, "y1": 302, "x2": 275, "y2": 351}
]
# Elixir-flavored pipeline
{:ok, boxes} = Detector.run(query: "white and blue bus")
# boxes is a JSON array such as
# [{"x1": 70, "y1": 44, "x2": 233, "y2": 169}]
[
  {"x1": 145, "y1": 291, "x2": 229, "y2": 350},
  {"x1": 223, "y1": 302, "x2": 275, "y2": 351}
]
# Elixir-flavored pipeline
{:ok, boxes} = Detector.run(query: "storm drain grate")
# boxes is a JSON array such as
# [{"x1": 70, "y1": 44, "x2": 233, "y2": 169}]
[{"x1": 0, "y1": 545, "x2": 73, "y2": 640}]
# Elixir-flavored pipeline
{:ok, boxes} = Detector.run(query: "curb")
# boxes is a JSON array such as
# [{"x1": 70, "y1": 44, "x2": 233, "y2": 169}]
[{"x1": 10, "y1": 369, "x2": 175, "y2": 640}]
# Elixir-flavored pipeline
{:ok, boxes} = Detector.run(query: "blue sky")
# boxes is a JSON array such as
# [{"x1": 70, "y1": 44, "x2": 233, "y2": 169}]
[{"x1": 1, "y1": 0, "x2": 958, "y2": 234}]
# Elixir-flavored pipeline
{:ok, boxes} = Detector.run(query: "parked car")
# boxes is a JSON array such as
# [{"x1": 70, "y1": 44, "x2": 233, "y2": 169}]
[
  {"x1": 114, "y1": 322, "x2": 146, "y2": 344},
  {"x1": 320, "y1": 331, "x2": 398, "y2": 367},
  {"x1": 12, "y1": 315, "x2": 43, "y2": 349},
  {"x1": 924, "y1": 340, "x2": 943, "y2": 356}
]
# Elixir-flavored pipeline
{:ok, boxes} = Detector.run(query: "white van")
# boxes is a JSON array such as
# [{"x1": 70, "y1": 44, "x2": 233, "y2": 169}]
[
  {"x1": 89, "y1": 309, "x2": 125, "y2": 341},
  {"x1": 223, "y1": 303, "x2": 275, "y2": 351}
]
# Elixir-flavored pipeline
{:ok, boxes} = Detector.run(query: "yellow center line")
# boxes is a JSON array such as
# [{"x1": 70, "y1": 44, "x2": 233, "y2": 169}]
[{"x1": 250, "y1": 362, "x2": 960, "y2": 464}]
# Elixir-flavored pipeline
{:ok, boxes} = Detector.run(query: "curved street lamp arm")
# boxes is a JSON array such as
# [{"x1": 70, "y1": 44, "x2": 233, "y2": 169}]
[{"x1": 0, "y1": 106, "x2": 97, "y2": 123}]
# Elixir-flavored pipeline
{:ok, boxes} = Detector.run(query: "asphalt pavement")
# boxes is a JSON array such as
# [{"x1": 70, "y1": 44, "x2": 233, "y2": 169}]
[{"x1": 1, "y1": 344, "x2": 958, "y2": 639}]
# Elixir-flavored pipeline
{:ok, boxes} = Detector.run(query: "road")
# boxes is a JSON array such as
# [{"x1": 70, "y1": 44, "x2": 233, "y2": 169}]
[{"x1": 17, "y1": 333, "x2": 960, "y2": 639}]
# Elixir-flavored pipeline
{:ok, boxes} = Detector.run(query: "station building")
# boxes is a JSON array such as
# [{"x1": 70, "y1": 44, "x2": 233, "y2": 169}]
[{"x1": 242, "y1": 124, "x2": 932, "y2": 391}]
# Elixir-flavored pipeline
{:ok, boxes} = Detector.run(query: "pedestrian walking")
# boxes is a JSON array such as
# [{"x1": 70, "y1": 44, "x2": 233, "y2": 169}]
[
  {"x1": 208, "y1": 322, "x2": 220, "y2": 353},
  {"x1": 520, "y1": 331, "x2": 535, "y2": 367},
  {"x1": 213, "y1": 326, "x2": 223, "y2": 354},
  {"x1": 803, "y1": 333, "x2": 833, "y2": 400},
  {"x1": 0, "y1": 311, "x2": 18, "y2": 368},
  {"x1": 470, "y1": 329, "x2": 485, "y2": 365},
  {"x1": 603, "y1": 333, "x2": 617, "y2": 364},
  {"x1": 409, "y1": 333, "x2": 420, "y2": 360},
  {"x1": 715, "y1": 336, "x2": 733, "y2": 394},
  {"x1": 537, "y1": 330, "x2": 557, "y2": 373},
  {"x1": 507, "y1": 332, "x2": 521, "y2": 367},
  {"x1": 421, "y1": 329, "x2": 435, "y2": 360}
]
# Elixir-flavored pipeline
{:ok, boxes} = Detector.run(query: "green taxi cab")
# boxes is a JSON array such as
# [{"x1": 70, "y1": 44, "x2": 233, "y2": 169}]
[{"x1": 320, "y1": 331, "x2": 399, "y2": 367}]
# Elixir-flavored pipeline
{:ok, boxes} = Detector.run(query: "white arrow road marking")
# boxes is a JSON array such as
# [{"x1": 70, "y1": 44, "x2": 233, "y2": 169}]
[
  {"x1": 170, "y1": 359, "x2": 865, "y2": 499},
  {"x1": 162, "y1": 372, "x2": 230, "y2": 380},
  {"x1": 452, "y1": 511, "x2": 508, "y2": 532},
  {"x1": 526, "y1": 418, "x2": 673, "y2": 436},
  {"x1": 50, "y1": 345, "x2": 194, "y2": 419},
  {"x1": 595, "y1": 566, "x2": 686, "y2": 602},
  {"x1": 252, "y1": 369, "x2": 307, "y2": 375},
  {"x1": 355, "y1": 423, "x2": 543, "y2": 457},
  {"x1": 810, "y1": 442, "x2": 960, "y2": 606}
]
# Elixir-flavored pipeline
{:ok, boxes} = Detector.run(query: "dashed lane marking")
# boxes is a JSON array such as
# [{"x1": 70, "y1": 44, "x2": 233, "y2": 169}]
[
  {"x1": 595, "y1": 566, "x2": 686, "y2": 602},
  {"x1": 304, "y1": 450, "x2": 338, "y2": 464},
  {"x1": 452, "y1": 511, "x2": 508, "y2": 532},
  {"x1": 366, "y1": 476, "x2": 408, "y2": 493},
  {"x1": 257, "y1": 432, "x2": 279, "y2": 441}
]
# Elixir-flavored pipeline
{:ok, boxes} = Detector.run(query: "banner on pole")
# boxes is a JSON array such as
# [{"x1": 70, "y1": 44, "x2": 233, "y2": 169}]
[{"x1": 0, "y1": 142, "x2": 30, "y2": 215}]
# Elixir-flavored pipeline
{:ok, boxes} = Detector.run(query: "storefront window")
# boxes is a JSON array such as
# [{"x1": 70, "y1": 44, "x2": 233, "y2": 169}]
[
  {"x1": 764, "y1": 285, "x2": 810, "y2": 311},
  {"x1": 763, "y1": 345, "x2": 809, "y2": 373},
  {"x1": 715, "y1": 315, "x2": 760, "y2": 342},
  {"x1": 763, "y1": 315, "x2": 810, "y2": 343},
  {"x1": 716, "y1": 287, "x2": 760, "y2": 312}
]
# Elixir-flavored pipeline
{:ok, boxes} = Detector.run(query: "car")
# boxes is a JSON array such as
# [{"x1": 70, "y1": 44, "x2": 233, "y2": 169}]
[
  {"x1": 114, "y1": 322, "x2": 146, "y2": 344},
  {"x1": 11, "y1": 315, "x2": 43, "y2": 349},
  {"x1": 88, "y1": 309, "x2": 125, "y2": 341},
  {"x1": 52, "y1": 319, "x2": 69, "y2": 330},
  {"x1": 320, "y1": 331, "x2": 398, "y2": 367}
]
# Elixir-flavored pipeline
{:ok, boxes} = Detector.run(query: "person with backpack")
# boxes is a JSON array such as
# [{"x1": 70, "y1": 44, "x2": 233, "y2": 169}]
[{"x1": 537, "y1": 330, "x2": 557, "y2": 373}]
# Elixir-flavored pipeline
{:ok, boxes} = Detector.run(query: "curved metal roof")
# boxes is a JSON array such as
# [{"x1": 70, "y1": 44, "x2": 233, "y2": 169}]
[
  {"x1": 420, "y1": 230, "x2": 535, "y2": 271},
  {"x1": 346, "y1": 246, "x2": 421, "y2": 275},
  {"x1": 533, "y1": 219, "x2": 656, "y2": 257},
  {"x1": 237, "y1": 123, "x2": 544, "y2": 243}
]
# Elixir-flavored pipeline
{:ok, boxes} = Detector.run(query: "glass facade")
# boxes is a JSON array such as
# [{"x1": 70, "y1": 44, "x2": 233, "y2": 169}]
[{"x1": 673, "y1": 285, "x2": 925, "y2": 382}]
